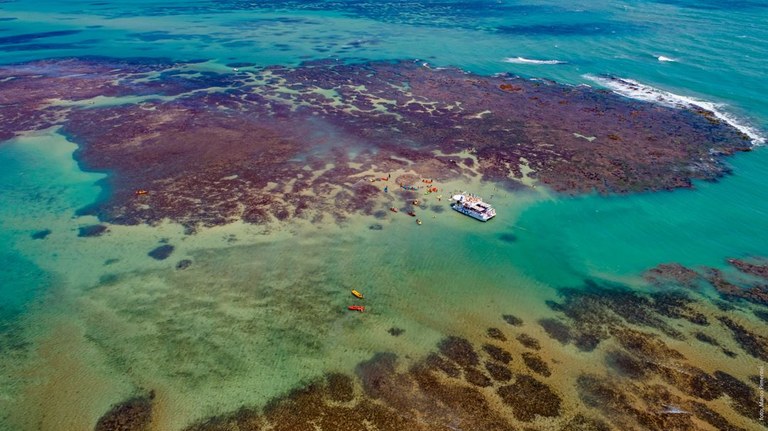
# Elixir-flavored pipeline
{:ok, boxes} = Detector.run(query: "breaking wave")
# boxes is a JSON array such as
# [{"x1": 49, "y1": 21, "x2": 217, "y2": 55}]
[
  {"x1": 503, "y1": 57, "x2": 566, "y2": 65},
  {"x1": 584, "y1": 75, "x2": 765, "y2": 145}
]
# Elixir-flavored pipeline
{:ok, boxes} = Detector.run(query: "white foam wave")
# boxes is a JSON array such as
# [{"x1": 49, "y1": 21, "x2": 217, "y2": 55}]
[
  {"x1": 584, "y1": 75, "x2": 765, "y2": 145},
  {"x1": 503, "y1": 57, "x2": 566, "y2": 65},
  {"x1": 656, "y1": 55, "x2": 676, "y2": 62}
]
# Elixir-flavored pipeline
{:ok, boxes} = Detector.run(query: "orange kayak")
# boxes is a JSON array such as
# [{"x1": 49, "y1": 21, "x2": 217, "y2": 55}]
[
  {"x1": 351, "y1": 289, "x2": 364, "y2": 299},
  {"x1": 348, "y1": 305, "x2": 365, "y2": 312}
]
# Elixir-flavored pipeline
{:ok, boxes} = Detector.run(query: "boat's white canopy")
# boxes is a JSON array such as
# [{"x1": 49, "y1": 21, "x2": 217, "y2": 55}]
[{"x1": 451, "y1": 194, "x2": 464, "y2": 201}]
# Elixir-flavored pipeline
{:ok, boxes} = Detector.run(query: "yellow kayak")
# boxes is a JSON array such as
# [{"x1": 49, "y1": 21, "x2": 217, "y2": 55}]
[{"x1": 351, "y1": 289, "x2": 364, "y2": 299}]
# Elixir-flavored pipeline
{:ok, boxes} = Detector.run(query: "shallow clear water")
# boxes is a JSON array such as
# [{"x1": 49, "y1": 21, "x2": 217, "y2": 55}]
[{"x1": 1, "y1": 0, "x2": 767, "y2": 430}]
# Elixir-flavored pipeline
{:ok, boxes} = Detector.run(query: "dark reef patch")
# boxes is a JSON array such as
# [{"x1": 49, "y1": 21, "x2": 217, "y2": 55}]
[
  {"x1": 387, "y1": 327, "x2": 404, "y2": 336},
  {"x1": 438, "y1": 336, "x2": 478, "y2": 368},
  {"x1": 175, "y1": 259, "x2": 192, "y2": 270},
  {"x1": 688, "y1": 401, "x2": 747, "y2": 431},
  {"x1": 604, "y1": 350, "x2": 647, "y2": 379},
  {"x1": 693, "y1": 331, "x2": 719, "y2": 346},
  {"x1": 424, "y1": 352, "x2": 460, "y2": 378},
  {"x1": 78, "y1": 224, "x2": 108, "y2": 237},
  {"x1": 463, "y1": 367, "x2": 493, "y2": 387},
  {"x1": 728, "y1": 257, "x2": 768, "y2": 280},
  {"x1": 498, "y1": 233, "x2": 517, "y2": 243},
  {"x1": 717, "y1": 315, "x2": 768, "y2": 360},
  {"x1": 481, "y1": 344, "x2": 513, "y2": 364},
  {"x1": 707, "y1": 268, "x2": 768, "y2": 306},
  {"x1": 484, "y1": 361, "x2": 512, "y2": 382},
  {"x1": 94, "y1": 392, "x2": 154, "y2": 431},
  {"x1": 754, "y1": 309, "x2": 768, "y2": 323},
  {"x1": 0, "y1": 30, "x2": 82, "y2": 45},
  {"x1": 325, "y1": 373, "x2": 354, "y2": 403},
  {"x1": 0, "y1": 58, "x2": 752, "y2": 229},
  {"x1": 502, "y1": 314, "x2": 523, "y2": 326},
  {"x1": 148, "y1": 244, "x2": 174, "y2": 260},
  {"x1": 497, "y1": 375, "x2": 561, "y2": 421},
  {"x1": 714, "y1": 371, "x2": 757, "y2": 420},
  {"x1": 538, "y1": 318, "x2": 572, "y2": 344},
  {"x1": 31, "y1": 229, "x2": 51, "y2": 239},
  {"x1": 486, "y1": 327, "x2": 506, "y2": 341},
  {"x1": 521, "y1": 352, "x2": 551, "y2": 377},
  {"x1": 644, "y1": 263, "x2": 705, "y2": 288},
  {"x1": 515, "y1": 333, "x2": 541, "y2": 350}
]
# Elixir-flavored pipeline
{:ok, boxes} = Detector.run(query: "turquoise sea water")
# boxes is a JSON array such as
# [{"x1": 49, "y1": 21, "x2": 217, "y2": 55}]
[{"x1": 1, "y1": 0, "x2": 767, "y2": 429}]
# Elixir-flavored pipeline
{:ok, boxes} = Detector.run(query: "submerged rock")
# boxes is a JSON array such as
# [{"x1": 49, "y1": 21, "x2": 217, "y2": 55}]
[
  {"x1": 148, "y1": 244, "x2": 174, "y2": 260},
  {"x1": 31, "y1": 229, "x2": 51, "y2": 239},
  {"x1": 78, "y1": 224, "x2": 108, "y2": 237},
  {"x1": 94, "y1": 392, "x2": 154, "y2": 431},
  {"x1": 502, "y1": 314, "x2": 523, "y2": 326}
]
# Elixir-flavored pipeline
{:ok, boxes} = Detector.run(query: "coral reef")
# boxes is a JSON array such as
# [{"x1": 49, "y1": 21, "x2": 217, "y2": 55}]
[{"x1": 0, "y1": 58, "x2": 752, "y2": 230}]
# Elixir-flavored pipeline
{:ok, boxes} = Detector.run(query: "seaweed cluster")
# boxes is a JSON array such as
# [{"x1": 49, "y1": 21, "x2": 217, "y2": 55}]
[{"x1": 95, "y1": 333, "x2": 576, "y2": 430}]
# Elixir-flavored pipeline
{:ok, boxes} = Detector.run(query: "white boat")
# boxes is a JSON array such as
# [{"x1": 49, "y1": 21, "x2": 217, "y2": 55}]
[{"x1": 450, "y1": 193, "x2": 496, "y2": 222}]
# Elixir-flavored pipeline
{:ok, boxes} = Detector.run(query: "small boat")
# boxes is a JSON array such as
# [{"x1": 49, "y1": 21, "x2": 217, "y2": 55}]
[
  {"x1": 450, "y1": 193, "x2": 496, "y2": 222},
  {"x1": 416, "y1": 219, "x2": 422, "y2": 225},
  {"x1": 351, "y1": 289, "x2": 364, "y2": 299},
  {"x1": 407, "y1": 211, "x2": 416, "y2": 217},
  {"x1": 390, "y1": 207, "x2": 398, "y2": 213},
  {"x1": 412, "y1": 200, "x2": 419, "y2": 205},
  {"x1": 135, "y1": 189, "x2": 149, "y2": 196},
  {"x1": 348, "y1": 305, "x2": 365, "y2": 312}
]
